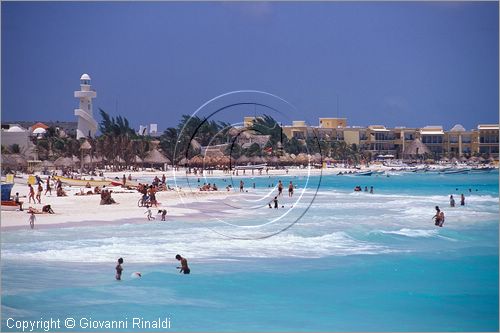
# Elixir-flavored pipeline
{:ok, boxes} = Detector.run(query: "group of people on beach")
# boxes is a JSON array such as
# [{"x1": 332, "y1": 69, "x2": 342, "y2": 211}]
[
  {"x1": 100, "y1": 186, "x2": 116, "y2": 205},
  {"x1": 115, "y1": 254, "x2": 190, "y2": 280}
]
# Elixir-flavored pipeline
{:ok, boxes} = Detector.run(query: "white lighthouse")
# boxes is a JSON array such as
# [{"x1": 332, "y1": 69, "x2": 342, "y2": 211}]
[{"x1": 74, "y1": 73, "x2": 98, "y2": 139}]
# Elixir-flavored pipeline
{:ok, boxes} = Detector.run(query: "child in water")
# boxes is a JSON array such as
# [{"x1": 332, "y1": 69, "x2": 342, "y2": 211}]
[{"x1": 116, "y1": 258, "x2": 124, "y2": 280}]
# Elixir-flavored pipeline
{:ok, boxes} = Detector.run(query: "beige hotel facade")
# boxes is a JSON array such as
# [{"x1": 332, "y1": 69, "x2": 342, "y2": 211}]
[{"x1": 243, "y1": 117, "x2": 499, "y2": 159}]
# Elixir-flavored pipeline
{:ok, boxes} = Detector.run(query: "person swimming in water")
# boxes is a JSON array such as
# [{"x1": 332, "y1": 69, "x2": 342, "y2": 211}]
[
  {"x1": 116, "y1": 257, "x2": 124, "y2": 280},
  {"x1": 175, "y1": 254, "x2": 190, "y2": 274}
]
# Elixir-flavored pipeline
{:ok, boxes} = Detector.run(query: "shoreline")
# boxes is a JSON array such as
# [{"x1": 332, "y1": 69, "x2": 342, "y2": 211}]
[{"x1": 2, "y1": 166, "x2": 497, "y2": 230}]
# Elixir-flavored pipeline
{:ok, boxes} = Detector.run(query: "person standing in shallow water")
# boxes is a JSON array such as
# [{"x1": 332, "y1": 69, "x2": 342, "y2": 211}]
[
  {"x1": 28, "y1": 211, "x2": 36, "y2": 229},
  {"x1": 288, "y1": 181, "x2": 294, "y2": 197},
  {"x1": 460, "y1": 194, "x2": 465, "y2": 206},
  {"x1": 176, "y1": 254, "x2": 190, "y2": 274},
  {"x1": 450, "y1": 195, "x2": 455, "y2": 207},
  {"x1": 278, "y1": 180, "x2": 283, "y2": 196},
  {"x1": 116, "y1": 258, "x2": 124, "y2": 280}
]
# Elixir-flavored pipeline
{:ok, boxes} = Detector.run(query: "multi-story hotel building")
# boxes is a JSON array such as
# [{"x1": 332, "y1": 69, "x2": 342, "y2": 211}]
[{"x1": 243, "y1": 117, "x2": 499, "y2": 159}]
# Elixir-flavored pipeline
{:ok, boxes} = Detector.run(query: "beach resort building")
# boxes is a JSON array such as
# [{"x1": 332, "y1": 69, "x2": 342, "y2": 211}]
[
  {"x1": 0, "y1": 124, "x2": 33, "y2": 155},
  {"x1": 477, "y1": 124, "x2": 499, "y2": 158},
  {"x1": 243, "y1": 116, "x2": 499, "y2": 159}
]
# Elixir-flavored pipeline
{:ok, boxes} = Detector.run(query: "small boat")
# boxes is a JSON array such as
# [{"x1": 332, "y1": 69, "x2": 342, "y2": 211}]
[
  {"x1": 234, "y1": 164, "x2": 267, "y2": 170},
  {"x1": 470, "y1": 167, "x2": 496, "y2": 173},
  {"x1": 52, "y1": 175, "x2": 114, "y2": 187},
  {"x1": 441, "y1": 169, "x2": 470, "y2": 175},
  {"x1": 352, "y1": 171, "x2": 373, "y2": 176}
]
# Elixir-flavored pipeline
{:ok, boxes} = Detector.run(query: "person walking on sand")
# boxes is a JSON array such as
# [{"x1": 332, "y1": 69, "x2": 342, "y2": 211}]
[
  {"x1": 449, "y1": 195, "x2": 455, "y2": 207},
  {"x1": 175, "y1": 254, "x2": 190, "y2": 274},
  {"x1": 288, "y1": 181, "x2": 294, "y2": 197},
  {"x1": 460, "y1": 194, "x2": 465, "y2": 206},
  {"x1": 45, "y1": 176, "x2": 52, "y2": 195},
  {"x1": 36, "y1": 183, "x2": 43, "y2": 204},
  {"x1": 116, "y1": 258, "x2": 124, "y2": 280},
  {"x1": 28, "y1": 184, "x2": 35, "y2": 204},
  {"x1": 28, "y1": 211, "x2": 36, "y2": 229}
]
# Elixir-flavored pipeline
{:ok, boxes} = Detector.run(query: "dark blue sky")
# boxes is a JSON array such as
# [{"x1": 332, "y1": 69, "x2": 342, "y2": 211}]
[{"x1": 2, "y1": 2, "x2": 498, "y2": 132}]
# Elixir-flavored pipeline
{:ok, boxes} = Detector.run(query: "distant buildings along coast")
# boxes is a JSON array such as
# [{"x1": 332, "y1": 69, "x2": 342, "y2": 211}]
[
  {"x1": 1, "y1": 73, "x2": 498, "y2": 161},
  {"x1": 244, "y1": 116, "x2": 499, "y2": 159}
]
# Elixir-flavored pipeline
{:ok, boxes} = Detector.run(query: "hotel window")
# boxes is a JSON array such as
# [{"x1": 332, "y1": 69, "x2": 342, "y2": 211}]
[
  {"x1": 404, "y1": 133, "x2": 414, "y2": 140},
  {"x1": 462, "y1": 135, "x2": 471, "y2": 143},
  {"x1": 449, "y1": 135, "x2": 458, "y2": 143}
]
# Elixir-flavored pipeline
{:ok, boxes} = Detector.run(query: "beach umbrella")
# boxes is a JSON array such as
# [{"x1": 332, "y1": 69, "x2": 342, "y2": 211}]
[
  {"x1": 403, "y1": 138, "x2": 431, "y2": 156},
  {"x1": 218, "y1": 156, "x2": 231, "y2": 165},
  {"x1": 478, "y1": 157, "x2": 486, "y2": 162},
  {"x1": 450, "y1": 157, "x2": 458, "y2": 163},
  {"x1": 113, "y1": 156, "x2": 125, "y2": 164},
  {"x1": 133, "y1": 155, "x2": 143, "y2": 164},
  {"x1": 460, "y1": 156, "x2": 468, "y2": 162},
  {"x1": 1, "y1": 154, "x2": 28, "y2": 169},
  {"x1": 312, "y1": 153, "x2": 323, "y2": 164},
  {"x1": 237, "y1": 155, "x2": 250, "y2": 165},
  {"x1": 250, "y1": 156, "x2": 263, "y2": 164},
  {"x1": 40, "y1": 160, "x2": 55, "y2": 168},
  {"x1": 295, "y1": 153, "x2": 309, "y2": 165},
  {"x1": 178, "y1": 157, "x2": 189, "y2": 166},
  {"x1": 144, "y1": 149, "x2": 170, "y2": 165},
  {"x1": 189, "y1": 155, "x2": 205, "y2": 167},
  {"x1": 54, "y1": 157, "x2": 74, "y2": 167},
  {"x1": 279, "y1": 155, "x2": 291, "y2": 166},
  {"x1": 205, "y1": 149, "x2": 224, "y2": 158},
  {"x1": 268, "y1": 156, "x2": 279, "y2": 166}
]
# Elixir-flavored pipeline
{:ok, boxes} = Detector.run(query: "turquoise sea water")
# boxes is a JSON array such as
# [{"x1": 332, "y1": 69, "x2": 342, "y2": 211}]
[{"x1": 1, "y1": 172, "x2": 498, "y2": 331}]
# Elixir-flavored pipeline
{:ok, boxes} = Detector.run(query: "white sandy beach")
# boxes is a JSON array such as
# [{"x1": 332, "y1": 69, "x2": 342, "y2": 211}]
[{"x1": 1, "y1": 163, "x2": 491, "y2": 230}]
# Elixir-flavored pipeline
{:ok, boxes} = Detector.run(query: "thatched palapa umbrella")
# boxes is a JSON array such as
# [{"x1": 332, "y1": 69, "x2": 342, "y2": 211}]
[
  {"x1": 403, "y1": 138, "x2": 431, "y2": 157},
  {"x1": 1, "y1": 154, "x2": 28, "y2": 170},
  {"x1": 144, "y1": 149, "x2": 170, "y2": 168},
  {"x1": 189, "y1": 155, "x2": 205, "y2": 167},
  {"x1": 236, "y1": 155, "x2": 250, "y2": 165},
  {"x1": 40, "y1": 160, "x2": 55, "y2": 169},
  {"x1": 295, "y1": 153, "x2": 309, "y2": 165},
  {"x1": 54, "y1": 157, "x2": 75, "y2": 168}
]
